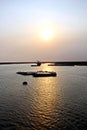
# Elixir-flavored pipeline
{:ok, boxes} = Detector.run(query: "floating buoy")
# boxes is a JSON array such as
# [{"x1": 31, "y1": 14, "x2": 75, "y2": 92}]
[{"x1": 22, "y1": 81, "x2": 28, "y2": 85}]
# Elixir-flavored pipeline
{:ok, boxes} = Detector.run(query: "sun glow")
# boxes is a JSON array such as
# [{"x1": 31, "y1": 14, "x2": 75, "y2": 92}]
[{"x1": 40, "y1": 29, "x2": 53, "y2": 40}]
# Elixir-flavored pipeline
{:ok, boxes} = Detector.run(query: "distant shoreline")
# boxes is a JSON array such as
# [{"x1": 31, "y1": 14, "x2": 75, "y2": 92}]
[{"x1": 0, "y1": 61, "x2": 87, "y2": 66}]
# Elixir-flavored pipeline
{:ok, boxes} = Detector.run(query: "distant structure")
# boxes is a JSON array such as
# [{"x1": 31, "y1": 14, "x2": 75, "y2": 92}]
[
  {"x1": 36, "y1": 61, "x2": 41, "y2": 66},
  {"x1": 31, "y1": 60, "x2": 41, "y2": 67}
]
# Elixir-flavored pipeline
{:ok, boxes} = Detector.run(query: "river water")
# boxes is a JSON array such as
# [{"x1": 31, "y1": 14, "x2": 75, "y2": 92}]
[{"x1": 0, "y1": 64, "x2": 87, "y2": 130}]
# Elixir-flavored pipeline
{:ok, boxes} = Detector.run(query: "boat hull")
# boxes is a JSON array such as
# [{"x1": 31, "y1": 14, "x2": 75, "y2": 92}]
[
  {"x1": 17, "y1": 71, "x2": 57, "y2": 77},
  {"x1": 33, "y1": 71, "x2": 57, "y2": 77}
]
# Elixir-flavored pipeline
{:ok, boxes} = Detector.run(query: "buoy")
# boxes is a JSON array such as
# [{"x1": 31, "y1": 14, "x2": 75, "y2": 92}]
[{"x1": 23, "y1": 81, "x2": 28, "y2": 85}]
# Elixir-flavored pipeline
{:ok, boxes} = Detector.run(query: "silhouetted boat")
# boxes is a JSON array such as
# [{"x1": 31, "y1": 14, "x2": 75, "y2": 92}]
[
  {"x1": 17, "y1": 71, "x2": 35, "y2": 75},
  {"x1": 17, "y1": 71, "x2": 57, "y2": 77},
  {"x1": 33, "y1": 71, "x2": 57, "y2": 77},
  {"x1": 23, "y1": 81, "x2": 28, "y2": 85},
  {"x1": 31, "y1": 64, "x2": 38, "y2": 67},
  {"x1": 31, "y1": 61, "x2": 41, "y2": 67}
]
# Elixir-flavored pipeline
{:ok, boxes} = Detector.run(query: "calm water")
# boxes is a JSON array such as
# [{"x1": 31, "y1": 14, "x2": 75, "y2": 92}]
[{"x1": 0, "y1": 64, "x2": 87, "y2": 130}]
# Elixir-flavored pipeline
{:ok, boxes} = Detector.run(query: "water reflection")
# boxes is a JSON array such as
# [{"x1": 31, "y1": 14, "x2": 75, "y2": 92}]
[
  {"x1": 0, "y1": 65, "x2": 87, "y2": 129},
  {"x1": 30, "y1": 64, "x2": 62, "y2": 129},
  {"x1": 40, "y1": 63, "x2": 52, "y2": 71},
  {"x1": 32, "y1": 79, "x2": 56, "y2": 129}
]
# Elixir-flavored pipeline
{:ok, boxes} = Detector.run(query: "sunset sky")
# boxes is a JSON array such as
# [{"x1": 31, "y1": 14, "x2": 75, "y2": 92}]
[{"x1": 0, "y1": 0, "x2": 87, "y2": 62}]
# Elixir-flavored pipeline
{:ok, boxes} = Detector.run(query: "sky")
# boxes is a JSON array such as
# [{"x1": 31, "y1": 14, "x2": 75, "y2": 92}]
[{"x1": 0, "y1": 0, "x2": 87, "y2": 62}]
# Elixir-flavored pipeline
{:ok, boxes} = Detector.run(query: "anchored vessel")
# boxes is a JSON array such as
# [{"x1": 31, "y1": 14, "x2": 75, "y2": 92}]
[
  {"x1": 17, "y1": 71, "x2": 35, "y2": 75},
  {"x1": 17, "y1": 71, "x2": 57, "y2": 77},
  {"x1": 33, "y1": 71, "x2": 57, "y2": 77},
  {"x1": 31, "y1": 61, "x2": 41, "y2": 67}
]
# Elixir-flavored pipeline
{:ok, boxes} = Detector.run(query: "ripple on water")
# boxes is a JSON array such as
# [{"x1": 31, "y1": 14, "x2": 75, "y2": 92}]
[{"x1": 0, "y1": 65, "x2": 87, "y2": 130}]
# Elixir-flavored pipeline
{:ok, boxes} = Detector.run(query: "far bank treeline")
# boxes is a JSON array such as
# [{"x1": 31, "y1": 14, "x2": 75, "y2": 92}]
[
  {"x1": 48, "y1": 61, "x2": 87, "y2": 66},
  {"x1": 0, "y1": 61, "x2": 87, "y2": 66}
]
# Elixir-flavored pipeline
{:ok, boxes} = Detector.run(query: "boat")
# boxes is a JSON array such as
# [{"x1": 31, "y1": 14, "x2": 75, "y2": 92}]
[
  {"x1": 31, "y1": 64, "x2": 38, "y2": 67},
  {"x1": 16, "y1": 71, "x2": 57, "y2": 77},
  {"x1": 36, "y1": 61, "x2": 41, "y2": 66},
  {"x1": 16, "y1": 71, "x2": 35, "y2": 75},
  {"x1": 31, "y1": 61, "x2": 41, "y2": 67},
  {"x1": 23, "y1": 81, "x2": 28, "y2": 85},
  {"x1": 33, "y1": 71, "x2": 57, "y2": 77}
]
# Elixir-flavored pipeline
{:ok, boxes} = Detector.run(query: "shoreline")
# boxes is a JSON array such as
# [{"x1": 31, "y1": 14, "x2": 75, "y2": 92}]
[{"x1": 0, "y1": 61, "x2": 87, "y2": 66}]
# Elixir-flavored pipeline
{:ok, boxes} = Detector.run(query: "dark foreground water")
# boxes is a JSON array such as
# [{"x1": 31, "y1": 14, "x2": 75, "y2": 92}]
[{"x1": 0, "y1": 64, "x2": 87, "y2": 130}]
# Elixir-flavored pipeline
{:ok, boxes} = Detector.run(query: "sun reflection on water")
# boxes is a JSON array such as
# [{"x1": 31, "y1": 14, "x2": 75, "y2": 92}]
[
  {"x1": 30, "y1": 64, "x2": 62, "y2": 129},
  {"x1": 40, "y1": 63, "x2": 54, "y2": 71}
]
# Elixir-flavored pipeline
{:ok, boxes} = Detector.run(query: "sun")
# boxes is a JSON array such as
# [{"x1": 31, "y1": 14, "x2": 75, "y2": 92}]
[{"x1": 40, "y1": 29, "x2": 52, "y2": 40}]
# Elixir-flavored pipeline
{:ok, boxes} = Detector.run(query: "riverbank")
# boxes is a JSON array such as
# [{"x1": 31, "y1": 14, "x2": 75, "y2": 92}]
[{"x1": 0, "y1": 61, "x2": 87, "y2": 66}]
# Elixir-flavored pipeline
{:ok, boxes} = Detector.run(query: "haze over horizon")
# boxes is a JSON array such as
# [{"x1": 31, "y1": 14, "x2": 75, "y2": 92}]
[{"x1": 0, "y1": 0, "x2": 87, "y2": 62}]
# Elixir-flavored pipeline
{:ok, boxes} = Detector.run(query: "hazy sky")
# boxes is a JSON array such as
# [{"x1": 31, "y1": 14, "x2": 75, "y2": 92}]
[{"x1": 0, "y1": 0, "x2": 87, "y2": 62}]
